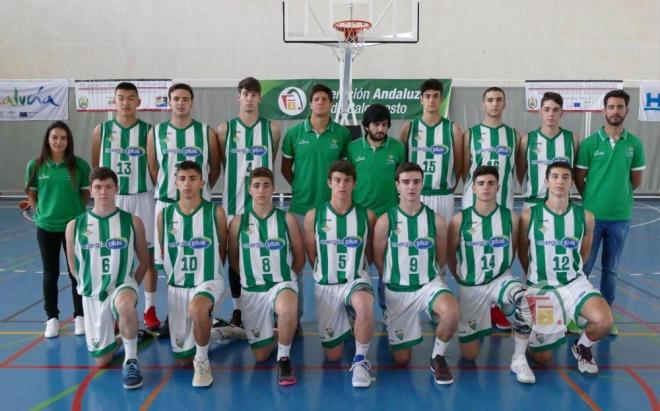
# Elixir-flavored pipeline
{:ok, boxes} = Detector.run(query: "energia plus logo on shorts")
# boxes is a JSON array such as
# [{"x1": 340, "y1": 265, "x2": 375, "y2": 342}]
[{"x1": 278, "y1": 87, "x2": 306, "y2": 116}]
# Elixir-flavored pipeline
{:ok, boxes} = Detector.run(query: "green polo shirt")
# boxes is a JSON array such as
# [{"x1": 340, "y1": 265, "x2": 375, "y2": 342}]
[
  {"x1": 348, "y1": 136, "x2": 405, "y2": 216},
  {"x1": 24, "y1": 157, "x2": 90, "y2": 232},
  {"x1": 576, "y1": 127, "x2": 645, "y2": 220},
  {"x1": 282, "y1": 118, "x2": 351, "y2": 215}
]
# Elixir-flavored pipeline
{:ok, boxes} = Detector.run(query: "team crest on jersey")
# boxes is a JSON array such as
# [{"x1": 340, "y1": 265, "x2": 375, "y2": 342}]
[
  {"x1": 414, "y1": 237, "x2": 434, "y2": 250},
  {"x1": 395, "y1": 329, "x2": 405, "y2": 340},
  {"x1": 386, "y1": 154, "x2": 396, "y2": 166},
  {"x1": 321, "y1": 221, "x2": 332, "y2": 233},
  {"x1": 394, "y1": 221, "x2": 404, "y2": 235},
  {"x1": 233, "y1": 131, "x2": 242, "y2": 142},
  {"x1": 92, "y1": 338, "x2": 101, "y2": 349},
  {"x1": 108, "y1": 130, "x2": 118, "y2": 142},
  {"x1": 415, "y1": 131, "x2": 424, "y2": 141},
  {"x1": 168, "y1": 223, "x2": 178, "y2": 236},
  {"x1": 536, "y1": 224, "x2": 547, "y2": 233},
  {"x1": 468, "y1": 320, "x2": 477, "y2": 330},
  {"x1": 326, "y1": 328, "x2": 335, "y2": 338},
  {"x1": 175, "y1": 336, "x2": 185, "y2": 348},
  {"x1": 245, "y1": 224, "x2": 256, "y2": 236},
  {"x1": 535, "y1": 333, "x2": 544, "y2": 344},
  {"x1": 82, "y1": 224, "x2": 94, "y2": 237},
  {"x1": 329, "y1": 139, "x2": 340, "y2": 151},
  {"x1": 251, "y1": 329, "x2": 260, "y2": 339},
  {"x1": 560, "y1": 236, "x2": 579, "y2": 249}
]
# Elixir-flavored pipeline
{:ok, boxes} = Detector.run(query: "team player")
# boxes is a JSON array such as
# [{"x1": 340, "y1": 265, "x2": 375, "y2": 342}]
[
  {"x1": 304, "y1": 161, "x2": 377, "y2": 388},
  {"x1": 157, "y1": 161, "x2": 226, "y2": 387},
  {"x1": 217, "y1": 77, "x2": 281, "y2": 328},
  {"x1": 373, "y1": 162, "x2": 459, "y2": 384},
  {"x1": 147, "y1": 83, "x2": 221, "y2": 271},
  {"x1": 65, "y1": 167, "x2": 149, "y2": 389},
  {"x1": 227, "y1": 167, "x2": 304, "y2": 385},
  {"x1": 517, "y1": 92, "x2": 580, "y2": 210},
  {"x1": 400, "y1": 79, "x2": 463, "y2": 224},
  {"x1": 91, "y1": 82, "x2": 161, "y2": 330},
  {"x1": 519, "y1": 162, "x2": 613, "y2": 374},
  {"x1": 447, "y1": 165, "x2": 534, "y2": 384}
]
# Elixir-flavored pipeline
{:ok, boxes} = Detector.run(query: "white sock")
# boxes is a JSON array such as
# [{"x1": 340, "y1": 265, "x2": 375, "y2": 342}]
[
  {"x1": 355, "y1": 340, "x2": 371, "y2": 358},
  {"x1": 513, "y1": 335, "x2": 528, "y2": 359},
  {"x1": 277, "y1": 343, "x2": 291, "y2": 360},
  {"x1": 195, "y1": 343, "x2": 209, "y2": 361},
  {"x1": 578, "y1": 332, "x2": 596, "y2": 348},
  {"x1": 431, "y1": 337, "x2": 448, "y2": 358},
  {"x1": 144, "y1": 292, "x2": 156, "y2": 310},
  {"x1": 123, "y1": 337, "x2": 137, "y2": 363},
  {"x1": 232, "y1": 298, "x2": 240, "y2": 310}
]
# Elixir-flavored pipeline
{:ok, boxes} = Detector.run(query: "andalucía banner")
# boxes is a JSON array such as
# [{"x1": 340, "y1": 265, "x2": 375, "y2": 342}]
[
  {"x1": 0, "y1": 79, "x2": 69, "y2": 121},
  {"x1": 260, "y1": 79, "x2": 452, "y2": 120}
]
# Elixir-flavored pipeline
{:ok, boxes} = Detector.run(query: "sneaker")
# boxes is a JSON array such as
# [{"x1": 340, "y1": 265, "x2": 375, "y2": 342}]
[
  {"x1": 572, "y1": 342, "x2": 598, "y2": 375},
  {"x1": 122, "y1": 359, "x2": 143, "y2": 389},
  {"x1": 74, "y1": 316, "x2": 85, "y2": 336},
  {"x1": 609, "y1": 324, "x2": 619, "y2": 336},
  {"x1": 44, "y1": 318, "x2": 59, "y2": 338},
  {"x1": 430, "y1": 355, "x2": 453, "y2": 385},
  {"x1": 350, "y1": 356, "x2": 372, "y2": 388},
  {"x1": 143, "y1": 306, "x2": 161, "y2": 331},
  {"x1": 277, "y1": 357, "x2": 297, "y2": 386},
  {"x1": 192, "y1": 357, "x2": 213, "y2": 387},
  {"x1": 510, "y1": 356, "x2": 536, "y2": 384},
  {"x1": 229, "y1": 309, "x2": 243, "y2": 328},
  {"x1": 491, "y1": 306, "x2": 512, "y2": 330},
  {"x1": 566, "y1": 320, "x2": 582, "y2": 335}
]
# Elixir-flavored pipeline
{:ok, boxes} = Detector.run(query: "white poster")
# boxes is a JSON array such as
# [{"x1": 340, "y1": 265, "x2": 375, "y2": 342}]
[
  {"x1": 74, "y1": 79, "x2": 172, "y2": 112},
  {"x1": 525, "y1": 80, "x2": 623, "y2": 112},
  {"x1": 0, "y1": 79, "x2": 69, "y2": 121},
  {"x1": 639, "y1": 81, "x2": 660, "y2": 122}
]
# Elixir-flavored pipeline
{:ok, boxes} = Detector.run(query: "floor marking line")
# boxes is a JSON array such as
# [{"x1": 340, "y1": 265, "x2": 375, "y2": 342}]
[
  {"x1": 614, "y1": 304, "x2": 660, "y2": 334},
  {"x1": 139, "y1": 368, "x2": 174, "y2": 411},
  {"x1": 71, "y1": 368, "x2": 104, "y2": 411},
  {"x1": 631, "y1": 202, "x2": 660, "y2": 228},
  {"x1": 558, "y1": 369, "x2": 602, "y2": 411},
  {"x1": 0, "y1": 318, "x2": 73, "y2": 366},
  {"x1": 624, "y1": 367, "x2": 660, "y2": 411},
  {"x1": 616, "y1": 277, "x2": 660, "y2": 303},
  {"x1": 29, "y1": 384, "x2": 79, "y2": 411},
  {"x1": 0, "y1": 283, "x2": 72, "y2": 322}
]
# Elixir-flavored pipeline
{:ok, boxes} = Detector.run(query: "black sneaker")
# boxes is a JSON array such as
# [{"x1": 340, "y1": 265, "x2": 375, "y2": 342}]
[
  {"x1": 430, "y1": 355, "x2": 454, "y2": 385},
  {"x1": 572, "y1": 342, "x2": 598, "y2": 375},
  {"x1": 230, "y1": 309, "x2": 243, "y2": 328},
  {"x1": 277, "y1": 357, "x2": 297, "y2": 386}
]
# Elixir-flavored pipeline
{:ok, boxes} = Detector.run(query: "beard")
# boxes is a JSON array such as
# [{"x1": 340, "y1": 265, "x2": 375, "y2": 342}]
[{"x1": 606, "y1": 113, "x2": 626, "y2": 126}]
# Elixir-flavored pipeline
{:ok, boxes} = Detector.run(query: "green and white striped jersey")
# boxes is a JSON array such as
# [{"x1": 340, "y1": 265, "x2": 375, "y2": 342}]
[
  {"x1": 383, "y1": 205, "x2": 439, "y2": 291},
  {"x1": 464, "y1": 124, "x2": 517, "y2": 209},
  {"x1": 99, "y1": 119, "x2": 152, "y2": 195},
  {"x1": 162, "y1": 200, "x2": 222, "y2": 288},
  {"x1": 407, "y1": 118, "x2": 456, "y2": 195},
  {"x1": 457, "y1": 205, "x2": 513, "y2": 286},
  {"x1": 523, "y1": 128, "x2": 574, "y2": 203},
  {"x1": 238, "y1": 208, "x2": 294, "y2": 292},
  {"x1": 154, "y1": 120, "x2": 211, "y2": 202},
  {"x1": 223, "y1": 118, "x2": 273, "y2": 216},
  {"x1": 74, "y1": 209, "x2": 135, "y2": 300},
  {"x1": 527, "y1": 203, "x2": 585, "y2": 286},
  {"x1": 313, "y1": 202, "x2": 369, "y2": 285}
]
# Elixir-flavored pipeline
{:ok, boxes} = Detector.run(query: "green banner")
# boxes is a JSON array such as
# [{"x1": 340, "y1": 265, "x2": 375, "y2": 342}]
[{"x1": 260, "y1": 79, "x2": 452, "y2": 120}]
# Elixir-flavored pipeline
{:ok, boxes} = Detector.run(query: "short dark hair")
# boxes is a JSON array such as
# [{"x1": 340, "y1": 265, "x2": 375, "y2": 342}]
[
  {"x1": 168, "y1": 83, "x2": 194, "y2": 100},
  {"x1": 89, "y1": 167, "x2": 118, "y2": 186},
  {"x1": 541, "y1": 92, "x2": 563, "y2": 108},
  {"x1": 420, "y1": 79, "x2": 443, "y2": 96},
  {"x1": 362, "y1": 104, "x2": 391, "y2": 128},
  {"x1": 250, "y1": 167, "x2": 274, "y2": 184},
  {"x1": 603, "y1": 89, "x2": 630, "y2": 107},
  {"x1": 328, "y1": 160, "x2": 356, "y2": 180},
  {"x1": 115, "y1": 82, "x2": 139, "y2": 95},
  {"x1": 472, "y1": 165, "x2": 499, "y2": 183},
  {"x1": 176, "y1": 160, "x2": 203, "y2": 177},
  {"x1": 545, "y1": 161, "x2": 573, "y2": 180},
  {"x1": 482, "y1": 86, "x2": 506, "y2": 101},
  {"x1": 238, "y1": 77, "x2": 261, "y2": 94},
  {"x1": 309, "y1": 84, "x2": 333, "y2": 102},
  {"x1": 395, "y1": 162, "x2": 423, "y2": 181}
]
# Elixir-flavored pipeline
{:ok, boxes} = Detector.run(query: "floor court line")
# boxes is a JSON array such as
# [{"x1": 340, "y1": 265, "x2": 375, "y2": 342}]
[
  {"x1": 558, "y1": 369, "x2": 601, "y2": 411},
  {"x1": 0, "y1": 283, "x2": 72, "y2": 322},
  {"x1": 624, "y1": 367, "x2": 660, "y2": 411},
  {"x1": 614, "y1": 304, "x2": 660, "y2": 333},
  {"x1": 72, "y1": 367, "x2": 104, "y2": 411},
  {"x1": 0, "y1": 317, "x2": 73, "y2": 367},
  {"x1": 139, "y1": 368, "x2": 174, "y2": 411}
]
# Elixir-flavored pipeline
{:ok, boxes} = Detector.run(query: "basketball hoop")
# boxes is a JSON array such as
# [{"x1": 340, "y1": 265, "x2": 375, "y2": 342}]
[{"x1": 333, "y1": 19, "x2": 372, "y2": 43}]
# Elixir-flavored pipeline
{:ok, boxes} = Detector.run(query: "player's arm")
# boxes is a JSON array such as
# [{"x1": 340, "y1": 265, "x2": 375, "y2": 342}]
[
  {"x1": 303, "y1": 209, "x2": 317, "y2": 267},
  {"x1": 399, "y1": 121, "x2": 411, "y2": 159},
  {"x1": 215, "y1": 121, "x2": 227, "y2": 169},
  {"x1": 446, "y1": 212, "x2": 462, "y2": 279},
  {"x1": 631, "y1": 170, "x2": 643, "y2": 190},
  {"x1": 270, "y1": 121, "x2": 282, "y2": 160},
  {"x1": 156, "y1": 209, "x2": 164, "y2": 263},
  {"x1": 518, "y1": 208, "x2": 532, "y2": 274},
  {"x1": 281, "y1": 157, "x2": 293, "y2": 185},
  {"x1": 510, "y1": 211, "x2": 519, "y2": 258},
  {"x1": 452, "y1": 122, "x2": 464, "y2": 189},
  {"x1": 462, "y1": 129, "x2": 471, "y2": 182},
  {"x1": 227, "y1": 216, "x2": 241, "y2": 275},
  {"x1": 575, "y1": 168, "x2": 587, "y2": 196},
  {"x1": 516, "y1": 133, "x2": 528, "y2": 185},
  {"x1": 27, "y1": 190, "x2": 37, "y2": 211},
  {"x1": 580, "y1": 210, "x2": 595, "y2": 262},
  {"x1": 373, "y1": 214, "x2": 389, "y2": 276},
  {"x1": 365, "y1": 209, "x2": 377, "y2": 264},
  {"x1": 65, "y1": 220, "x2": 77, "y2": 281},
  {"x1": 215, "y1": 205, "x2": 228, "y2": 264},
  {"x1": 434, "y1": 215, "x2": 448, "y2": 268},
  {"x1": 286, "y1": 212, "x2": 305, "y2": 273},
  {"x1": 90, "y1": 124, "x2": 102, "y2": 168},
  {"x1": 146, "y1": 128, "x2": 158, "y2": 185},
  {"x1": 207, "y1": 127, "x2": 221, "y2": 189},
  {"x1": 132, "y1": 215, "x2": 149, "y2": 285}
]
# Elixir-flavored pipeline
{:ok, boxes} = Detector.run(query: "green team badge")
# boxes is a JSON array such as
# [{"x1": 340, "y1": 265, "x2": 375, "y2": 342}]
[
  {"x1": 468, "y1": 320, "x2": 477, "y2": 330},
  {"x1": 251, "y1": 329, "x2": 260, "y2": 339},
  {"x1": 176, "y1": 337, "x2": 185, "y2": 348},
  {"x1": 325, "y1": 328, "x2": 335, "y2": 338},
  {"x1": 536, "y1": 333, "x2": 545, "y2": 344},
  {"x1": 395, "y1": 329, "x2": 405, "y2": 340},
  {"x1": 329, "y1": 138, "x2": 339, "y2": 150},
  {"x1": 92, "y1": 338, "x2": 101, "y2": 349}
]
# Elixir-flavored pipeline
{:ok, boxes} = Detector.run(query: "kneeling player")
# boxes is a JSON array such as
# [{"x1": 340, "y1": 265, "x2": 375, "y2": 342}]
[
  {"x1": 228, "y1": 168, "x2": 304, "y2": 386},
  {"x1": 304, "y1": 161, "x2": 376, "y2": 388},
  {"x1": 158, "y1": 161, "x2": 227, "y2": 387},
  {"x1": 374, "y1": 162, "x2": 459, "y2": 384},
  {"x1": 519, "y1": 161, "x2": 613, "y2": 374},
  {"x1": 66, "y1": 167, "x2": 149, "y2": 389},
  {"x1": 447, "y1": 166, "x2": 534, "y2": 383}
]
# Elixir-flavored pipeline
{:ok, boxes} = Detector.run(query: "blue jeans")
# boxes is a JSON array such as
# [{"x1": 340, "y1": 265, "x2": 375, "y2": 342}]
[{"x1": 583, "y1": 219, "x2": 630, "y2": 306}]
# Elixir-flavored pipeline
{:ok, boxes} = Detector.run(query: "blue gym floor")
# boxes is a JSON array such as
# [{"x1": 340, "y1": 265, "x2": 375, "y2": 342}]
[{"x1": 0, "y1": 200, "x2": 658, "y2": 411}]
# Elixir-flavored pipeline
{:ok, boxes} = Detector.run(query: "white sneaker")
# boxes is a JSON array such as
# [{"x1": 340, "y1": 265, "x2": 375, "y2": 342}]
[
  {"x1": 510, "y1": 356, "x2": 536, "y2": 384},
  {"x1": 192, "y1": 358, "x2": 213, "y2": 387},
  {"x1": 74, "y1": 316, "x2": 85, "y2": 336},
  {"x1": 44, "y1": 318, "x2": 59, "y2": 338},
  {"x1": 572, "y1": 342, "x2": 598, "y2": 375},
  {"x1": 350, "y1": 358, "x2": 372, "y2": 388}
]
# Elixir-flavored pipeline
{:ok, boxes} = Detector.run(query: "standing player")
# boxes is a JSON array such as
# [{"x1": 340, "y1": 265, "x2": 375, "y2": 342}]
[
  {"x1": 304, "y1": 160, "x2": 377, "y2": 388},
  {"x1": 519, "y1": 162, "x2": 613, "y2": 374},
  {"x1": 447, "y1": 166, "x2": 534, "y2": 384},
  {"x1": 147, "y1": 83, "x2": 220, "y2": 271},
  {"x1": 157, "y1": 161, "x2": 226, "y2": 387},
  {"x1": 217, "y1": 77, "x2": 281, "y2": 328},
  {"x1": 227, "y1": 168, "x2": 304, "y2": 386},
  {"x1": 517, "y1": 92, "x2": 579, "y2": 210},
  {"x1": 91, "y1": 82, "x2": 161, "y2": 331},
  {"x1": 65, "y1": 167, "x2": 149, "y2": 389},
  {"x1": 373, "y1": 162, "x2": 458, "y2": 384},
  {"x1": 400, "y1": 79, "x2": 463, "y2": 224}
]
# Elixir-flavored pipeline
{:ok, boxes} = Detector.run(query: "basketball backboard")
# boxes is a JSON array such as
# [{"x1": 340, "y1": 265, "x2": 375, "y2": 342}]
[{"x1": 282, "y1": 0, "x2": 419, "y2": 44}]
